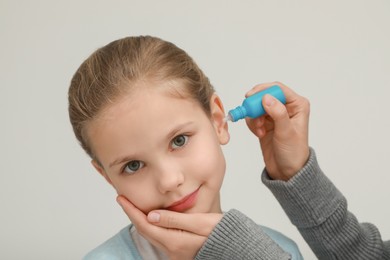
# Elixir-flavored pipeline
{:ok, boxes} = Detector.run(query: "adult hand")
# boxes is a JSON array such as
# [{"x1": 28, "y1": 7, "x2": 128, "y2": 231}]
[
  {"x1": 116, "y1": 195, "x2": 222, "y2": 260},
  {"x1": 245, "y1": 82, "x2": 310, "y2": 181}
]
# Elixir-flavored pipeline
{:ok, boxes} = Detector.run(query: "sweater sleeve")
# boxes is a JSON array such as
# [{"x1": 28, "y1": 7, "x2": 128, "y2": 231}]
[
  {"x1": 195, "y1": 209, "x2": 292, "y2": 260},
  {"x1": 262, "y1": 147, "x2": 390, "y2": 260}
]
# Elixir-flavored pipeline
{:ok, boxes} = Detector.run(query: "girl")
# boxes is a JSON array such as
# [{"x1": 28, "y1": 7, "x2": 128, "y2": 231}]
[{"x1": 68, "y1": 36, "x2": 302, "y2": 259}]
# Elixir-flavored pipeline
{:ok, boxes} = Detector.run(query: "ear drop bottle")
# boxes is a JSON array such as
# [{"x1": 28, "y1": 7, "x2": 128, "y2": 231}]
[{"x1": 225, "y1": 85, "x2": 286, "y2": 122}]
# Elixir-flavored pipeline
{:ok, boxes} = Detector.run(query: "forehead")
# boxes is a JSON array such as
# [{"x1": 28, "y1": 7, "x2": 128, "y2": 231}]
[
  {"x1": 100, "y1": 80, "x2": 202, "y2": 121},
  {"x1": 86, "y1": 83, "x2": 210, "y2": 162}
]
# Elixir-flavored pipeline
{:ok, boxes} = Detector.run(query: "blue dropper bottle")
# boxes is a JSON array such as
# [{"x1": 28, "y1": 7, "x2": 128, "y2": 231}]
[{"x1": 226, "y1": 85, "x2": 286, "y2": 122}]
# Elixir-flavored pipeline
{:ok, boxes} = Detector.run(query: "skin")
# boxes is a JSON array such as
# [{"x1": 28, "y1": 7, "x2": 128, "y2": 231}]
[
  {"x1": 86, "y1": 80, "x2": 229, "y2": 259},
  {"x1": 122, "y1": 82, "x2": 311, "y2": 257},
  {"x1": 245, "y1": 81, "x2": 310, "y2": 181}
]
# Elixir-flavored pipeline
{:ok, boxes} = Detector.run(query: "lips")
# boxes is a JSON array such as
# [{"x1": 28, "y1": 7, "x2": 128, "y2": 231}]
[{"x1": 166, "y1": 187, "x2": 200, "y2": 212}]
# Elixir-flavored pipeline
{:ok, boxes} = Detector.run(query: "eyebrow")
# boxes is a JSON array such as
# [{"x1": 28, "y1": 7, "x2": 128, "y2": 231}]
[
  {"x1": 108, "y1": 121, "x2": 195, "y2": 169},
  {"x1": 166, "y1": 121, "x2": 195, "y2": 141},
  {"x1": 109, "y1": 155, "x2": 135, "y2": 169}
]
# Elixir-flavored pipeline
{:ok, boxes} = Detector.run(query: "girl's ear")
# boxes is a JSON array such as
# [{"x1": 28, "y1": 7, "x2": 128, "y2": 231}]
[
  {"x1": 91, "y1": 160, "x2": 113, "y2": 186},
  {"x1": 210, "y1": 94, "x2": 230, "y2": 145}
]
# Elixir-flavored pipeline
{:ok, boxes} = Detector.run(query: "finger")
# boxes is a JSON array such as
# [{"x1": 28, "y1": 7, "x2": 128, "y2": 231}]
[
  {"x1": 245, "y1": 82, "x2": 279, "y2": 97},
  {"x1": 262, "y1": 94, "x2": 291, "y2": 136},
  {"x1": 143, "y1": 215, "x2": 207, "y2": 257},
  {"x1": 245, "y1": 117, "x2": 266, "y2": 138},
  {"x1": 245, "y1": 81, "x2": 299, "y2": 105},
  {"x1": 289, "y1": 95, "x2": 311, "y2": 127},
  {"x1": 152, "y1": 229, "x2": 206, "y2": 259},
  {"x1": 245, "y1": 115, "x2": 265, "y2": 130},
  {"x1": 147, "y1": 210, "x2": 222, "y2": 236},
  {"x1": 116, "y1": 196, "x2": 184, "y2": 248},
  {"x1": 117, "y1": 196, "x2": 207, "y2": 258},
  {"x1": 116, "y1": 195, "x2": 147, "y2": 224},
  {"x1": 116, "y1": 195, "x2": 164, "y2": 240}
]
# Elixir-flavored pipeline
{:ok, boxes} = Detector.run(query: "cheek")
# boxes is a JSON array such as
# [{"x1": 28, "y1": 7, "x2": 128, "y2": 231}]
[
  {"x1": 189, "y1": 135, "x2": 226, "y2": 183},
  {"x1": 111, "y1": 177, "x2": 157, "y2": 214}
]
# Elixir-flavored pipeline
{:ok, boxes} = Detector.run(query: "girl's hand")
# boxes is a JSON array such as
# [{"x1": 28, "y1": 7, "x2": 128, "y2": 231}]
[
  {"x1": 245, "y1": 82, "x2": 310, "y2": 181},
  {"x1": 116, "y1": 196, "x2": 222, "y2": 260}
]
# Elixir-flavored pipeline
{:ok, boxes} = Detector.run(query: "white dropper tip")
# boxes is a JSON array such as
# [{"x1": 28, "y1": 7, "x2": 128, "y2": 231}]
[{"x1": 223, "y1": 114, "x2": 232, "y2": 123}]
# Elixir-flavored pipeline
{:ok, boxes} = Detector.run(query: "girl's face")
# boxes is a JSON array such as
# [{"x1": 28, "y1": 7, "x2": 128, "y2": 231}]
[{"x1": 87, "y1": 81, "x2": 229, "y2": 214}]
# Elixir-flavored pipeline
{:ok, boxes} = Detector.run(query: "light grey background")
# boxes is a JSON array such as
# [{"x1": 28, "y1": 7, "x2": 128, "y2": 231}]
[{"x1": 1, "y1": 0, "x2": 389, "y2": 259}]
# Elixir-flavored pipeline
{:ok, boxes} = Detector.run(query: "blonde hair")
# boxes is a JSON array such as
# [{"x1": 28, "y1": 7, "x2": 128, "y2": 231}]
[{"x1": 68, "y1": 36, "x2": 215, "y2": 158}]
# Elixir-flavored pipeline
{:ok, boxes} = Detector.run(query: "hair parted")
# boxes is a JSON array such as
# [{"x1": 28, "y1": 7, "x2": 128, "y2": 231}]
[{"x1": 68, "y1": 35, "x2": 215, "y2": 158}]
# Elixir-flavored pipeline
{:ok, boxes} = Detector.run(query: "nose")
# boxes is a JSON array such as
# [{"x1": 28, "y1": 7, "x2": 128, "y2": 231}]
[{"x1": 155, "y1": 160, "x2": 185, "y2": 194}]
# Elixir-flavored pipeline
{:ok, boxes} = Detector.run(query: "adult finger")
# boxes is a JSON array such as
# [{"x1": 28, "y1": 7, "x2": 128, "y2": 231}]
[
  {"x1": 116, "y1": 195, "x2": 162, "y2": 238},
  {"x1": 262, "y1": 94, "x2": 292, "y2": 137},
  {"x1": 117, "y1": 196, "x2": 208, "y2": 259},
  {"x1": 147, "y1": 210, "x2": 223, "y2": 237},
  {"x1": 245, "y1": 81, "x2": 299, "y2": 103},
  {"x1": 116, "y1": 195, "x2": 147, "y2": 223},
  {"x1": 245, "y1": 82, "x2": 279, "y2": 97}
]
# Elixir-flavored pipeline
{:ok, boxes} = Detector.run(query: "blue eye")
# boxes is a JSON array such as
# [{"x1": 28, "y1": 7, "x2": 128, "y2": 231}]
[
  {"x1": 124, "y1": 160, "x2": 144, "y2": 174},
  {"x1": 171, "y1": 135, "x2": 189, "y2": 149}
]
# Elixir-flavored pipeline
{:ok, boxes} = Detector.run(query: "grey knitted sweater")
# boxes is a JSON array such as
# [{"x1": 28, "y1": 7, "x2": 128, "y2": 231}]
[{"x1": 196, "y1": 148, "x2": 390, "y2": 259}]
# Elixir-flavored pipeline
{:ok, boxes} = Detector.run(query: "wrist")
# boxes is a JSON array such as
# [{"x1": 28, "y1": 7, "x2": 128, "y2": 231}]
[
  {"x1": 267, "y1": 146, "x2": 310, "y2": 181},
  {"x1": 283, "y1": 146, "x2": 310, "y2": 180}
]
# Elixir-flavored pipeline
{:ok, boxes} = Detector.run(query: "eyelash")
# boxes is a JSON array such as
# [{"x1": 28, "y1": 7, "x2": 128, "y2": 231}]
[
  {"x1": 123, "y1": 160, "x2": 145, "y2": 174},
  {"x1": 170, "y1": 134, "x2": 190, "y2": 150},
  {"x1": 122, "y1": 134, "x2": 191, "y2": 175}
]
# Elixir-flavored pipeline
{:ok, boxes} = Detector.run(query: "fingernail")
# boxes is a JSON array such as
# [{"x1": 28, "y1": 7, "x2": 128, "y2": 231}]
[
  {"x1": 264, "y1": 94, "x2": 275, "y2": 106},
  {"x1": 148, "y1": 212, "x2": 160, "y2": 223}
]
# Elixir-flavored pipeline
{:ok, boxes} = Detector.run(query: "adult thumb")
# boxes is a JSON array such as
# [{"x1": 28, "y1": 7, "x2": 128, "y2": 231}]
[{"x1": 262, "y1": 94, "x2": 291, "y2": 133}]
